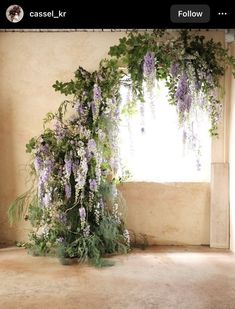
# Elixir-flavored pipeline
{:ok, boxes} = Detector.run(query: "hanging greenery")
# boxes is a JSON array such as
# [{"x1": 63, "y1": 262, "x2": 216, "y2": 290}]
[{"x1": 8, "y1": 29, "x2": 235, "y2": 266}]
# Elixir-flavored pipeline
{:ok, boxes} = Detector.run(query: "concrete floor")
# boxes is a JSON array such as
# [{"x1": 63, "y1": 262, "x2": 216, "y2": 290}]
[{"x1": 0, "y1": 246, "x2": 235, "y2": 309}]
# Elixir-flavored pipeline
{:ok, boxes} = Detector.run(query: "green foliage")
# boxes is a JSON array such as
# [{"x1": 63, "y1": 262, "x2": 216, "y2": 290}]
[
  {"x1": 108, "y1": 30, "x2": 235, "y2": 136},
  {"x1": 8, "y1": 29, "x2": 235, "y2": 268},
  {"x1": 27, "y1": 233, "x2": 50, "y2": 256},
  {"x1": 76, "y1": 234, "x2": 102, "y2": 265},
  {"x1": 8, "y1": 188, "x2": 36, "y2": 225},
  {"x1": 96, "y1": 215, "x2": 128, "y2": 255},
  {"x1": 26, "y1": 138, "x2": 37, "y2": 153},
  {"x1": 27, "y1": 199, "x2": 42, "y2": 227},
  {"x1": 53, "y1": 80, "x2": 78, "y2": 96}
]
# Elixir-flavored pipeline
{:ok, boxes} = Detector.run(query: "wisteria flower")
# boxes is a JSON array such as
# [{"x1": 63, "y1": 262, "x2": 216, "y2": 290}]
[
  {"x1": 64, "y1": 155, "x2": 73, "y2": 179},
  {"x1": 79, "y1": 207, "x2": 86, "y2": 220},
  {"x1": 97, "y1": 129, "x2": 106, "y2": 141},
  {"x1": 39, "y1": 143, "x2": 49, "y2": 155},
  {"x1": 175, "y1": 73, "x2": 192, "y2": 114},
  {"x1": 89, "y1": 179, "x2": 98, "y2": 192},
  {"x1": 92, "y1": 84, "x2": 102, "y2": 120},
  {"x1": 65, "y1": 183, "x2": 71, "y2": 199},
  {"x1": 143, "y1": 52, "x2": 155, "y2": 78},
  {"x1": 86, "y1": 139, "x2": 96, "y2": 159},
  {"x1": 42, "y1": 191, "x2": 52, "y2": 207},
  {"x1": 34, "y1": 155, "x2": 43, "y2": 172},
  {"x1": 93, "y1": 84, "x2": 102, "y2": 102},
  {"x1": 75, "y1": 173, "x2": 86, "y2": 190},
  {"x1": 170, "y1": 62, "x2": 180, "y2": 77},
  {"x1": 54, "y1": 120, "x2": 66, "y2": 140},
  {"x1": 110, "y1": 157, "x2": 119, "y2": 171}
]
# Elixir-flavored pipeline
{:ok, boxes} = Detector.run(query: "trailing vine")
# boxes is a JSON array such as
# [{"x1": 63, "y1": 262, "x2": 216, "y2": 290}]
[{"x1": 8, "y1": 30, "x2": 235, "y2": 266}]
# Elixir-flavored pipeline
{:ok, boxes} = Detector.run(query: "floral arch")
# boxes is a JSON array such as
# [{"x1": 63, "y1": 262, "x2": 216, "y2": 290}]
[{"x1": 9, "y1": 30, "x2": 235, "y2": 266}]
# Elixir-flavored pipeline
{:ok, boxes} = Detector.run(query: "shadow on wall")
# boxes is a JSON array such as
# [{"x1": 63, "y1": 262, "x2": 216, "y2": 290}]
[{"x1": 0, "y1": 98, "x2": 17, "y2": 244}]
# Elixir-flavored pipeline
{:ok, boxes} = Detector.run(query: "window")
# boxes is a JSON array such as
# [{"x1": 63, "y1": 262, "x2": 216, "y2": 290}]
[{"x1": 119, "y1": 81, "x2": 211, "y2": 182}]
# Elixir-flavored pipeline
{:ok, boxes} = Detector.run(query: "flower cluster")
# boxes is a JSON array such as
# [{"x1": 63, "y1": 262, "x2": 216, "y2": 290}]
[
  {"x1": 175, "y1": 73, "x2": 192, "y2": 117},
  {"x1": 92, "y1": 84, "x2": 102, "y2": 121},
  {"x1": 12, "y1": 30, "x2": 234, "y2": 266},
  {"x1": 79, "y1": 207, "x2": 86, "y2": 229},
  {"x1": 143, "y1": 51, "x2": 156, "y2": 91},
  {"x1": 22, "y1": 64, "x2": 129, "y2": 265},
  {"x1": 143, "y1": 52, "x2": 155, "y2": 79}
]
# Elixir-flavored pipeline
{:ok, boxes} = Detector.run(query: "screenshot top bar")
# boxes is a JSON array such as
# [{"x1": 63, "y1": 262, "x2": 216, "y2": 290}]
[{"x1": 0, "y1": 2, "x2": 234, "y2": 29}]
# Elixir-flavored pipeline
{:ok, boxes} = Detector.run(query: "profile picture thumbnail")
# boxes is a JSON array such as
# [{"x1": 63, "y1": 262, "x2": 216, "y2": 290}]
[{"x1": 6, "y1": 5, "x2": 24, "y2": 23}]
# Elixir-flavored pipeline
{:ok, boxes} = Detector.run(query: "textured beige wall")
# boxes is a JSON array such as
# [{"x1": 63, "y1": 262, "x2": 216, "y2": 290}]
[
  {"x1": 0, "y1": 32, "x2": 127, "y2": 243},
  {"x1": 0, "y1": 31, "x2": 211, "y2": 245},
  {"x1": 119, "y1": 182, "x2": 210, "y2": 245},
  {"x1": 230, "y1": 43, "x2": 235, "y2": 252}
]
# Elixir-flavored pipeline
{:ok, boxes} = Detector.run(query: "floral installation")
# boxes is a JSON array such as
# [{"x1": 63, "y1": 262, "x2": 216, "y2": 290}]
[
  {"x1": 8, "y1": 29, "x2": 235, "y2": 266},
  {"x1": 109, "y1": 30, "x2": 235, "y2": 168}
]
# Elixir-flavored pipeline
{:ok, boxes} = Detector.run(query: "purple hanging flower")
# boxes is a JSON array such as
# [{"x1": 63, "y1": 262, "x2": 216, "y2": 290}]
[
  {"x1": 183, "y1": 130, "x2": 187, "y2": 144},
  {"x1": 72, "y1": 159, "x2": 79, "y2": 175},
  {"x1": 88, "y1": 139, "x2": 96, "y2": 152},
  {"x1": 34, "y1": 155, "x2": 43, "y2": 172},
  {"x1": 91, "y1": 102, "x2": 97, "y2": 119},
  {"x1": 176, "y1": 73, "x2": 188, "y2": 100},
  {"x1": 40, "y1": 159, "x2": 54, "y2": 185},
  {"x1": 110, "y1": 157, "x2": 119, "y2": 171},
  {"x1": 79, "y1": 105, "x2": 86, "y2": 118},
  {"x1": 93, "y1": 84, "x2": 102, "y2": 102},
  {"x1": 64, "y1": 155, "x2": 73, "y2": 178},
  {"x1": 170, "y1": 62, "x2": 180, "y2": 77},
  {"x1": 45, "y1": 158, "x2": 54, "y2": 174},
  {"x1": 42, "y1": 191, "x2": 52, "y2": 207},
  {"x1": 143, "y1": 52, "x2": 155, "y2": 78},
  {"x1": 40, "y1": 170, "x2": 48, "y2": 184},
  {"x1": 79, "y1": 207, "x2": 86, "y2": 220},
  {"x1": 98, "y1": 129, "x2": 106, "y2": 141},
  {"x1": 206, "y1": 73, "x2": 213, "y2": 85},
  {"x1": 114, "y1": 107, "x2": 120, "y2": 118},
  {"x1": 196, "y1": 159, "x2": 201, "y2": 171},
  {"x1": 65, "y1": 183, "x2": 71, "y2": 199},
  {"x1": 75, "y1": 101, "x2": 89, "y2": 121},
  {"x1": 89, "y1": 179, "x2": 98, "y2": 192},
  {"x1": 183, "y1": 94, "x2": 192, "y2": 113},
  {"x1": 86, "y1": 139, "x2": 96, "y2": 159},
  {"x1": 175, "y1": 73, "x2": 192, "y2": 114},
  {"x1": 91, "y1": 84, "x2": 102, "y2": 121},
  {"x1": 54, "y1": 120, "x2": 66, "y2": 140},
  {"x1": 38, "y1": 177, "x2": 45, "y2": 202},
  {"x1": 39, "y1": 143, "x2": 49, "y2": 155},
  {"x1": 75, "y1": 173, "x2": 86, "y2": 190}
]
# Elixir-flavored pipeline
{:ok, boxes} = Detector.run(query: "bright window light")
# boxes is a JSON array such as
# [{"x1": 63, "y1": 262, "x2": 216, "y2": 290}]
[{"x1": 119, "y1": 80, "x2": 211, "y2": 182}]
